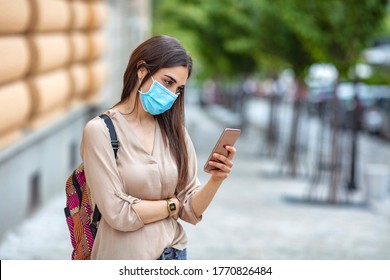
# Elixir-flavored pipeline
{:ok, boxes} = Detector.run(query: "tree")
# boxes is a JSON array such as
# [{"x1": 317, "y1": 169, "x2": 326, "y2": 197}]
[
  {"x1": 244, "y1": 1, "x2": 315, "y2": 175},
  {"x1": 272, "y1": 0, "x2": 389, "y2": 202},
  {"x1": 153, "y1": 0, "x2": 259, "y2": 79}
]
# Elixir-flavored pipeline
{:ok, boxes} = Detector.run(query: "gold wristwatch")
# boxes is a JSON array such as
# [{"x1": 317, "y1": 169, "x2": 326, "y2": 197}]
[{"x1": 167, "y1": 199, "x2": 176, "y2": 217}]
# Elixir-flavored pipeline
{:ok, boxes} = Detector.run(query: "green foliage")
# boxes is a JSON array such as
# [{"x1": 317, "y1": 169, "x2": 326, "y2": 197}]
[
  {"x1": 363, "y1": 65, "x2": 390, "y2": 84},
  {"x1": 270, "y1": 0, "x2": 389, "y2": 78},
  {"x1": 376, "y1": 12, "x2": 390, "y2": 39},
  {"x1": 153, "y1": 0, "x2": 257, "y2": 79},
  {"x1": 153, "y1": 0, "x2": 389, "y2": 81},
  {"x1": 253, "y1": 1, "x2": 314, "y2": 78}
]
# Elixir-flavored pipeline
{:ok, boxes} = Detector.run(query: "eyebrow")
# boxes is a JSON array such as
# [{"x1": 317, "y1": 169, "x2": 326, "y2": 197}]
[{"x1": 164, "y1": 74, "x2": 177, "y2": 84}]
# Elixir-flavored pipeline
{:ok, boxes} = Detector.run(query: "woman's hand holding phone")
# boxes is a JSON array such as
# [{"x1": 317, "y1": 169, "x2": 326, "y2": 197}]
[
  {"x1": 203, "y1": 128, "x2": 240, "y2": 182},
  {"x1": 191, "y1": 129, "x2": 240, "y2": 218},
  {"x1": 204, "y1": 145, "x2": 237, "y2": 182}
]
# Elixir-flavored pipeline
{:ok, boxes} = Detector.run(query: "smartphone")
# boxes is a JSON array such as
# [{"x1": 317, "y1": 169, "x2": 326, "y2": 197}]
[{"x1": 203, "y1": 128, "x2": 241, "y2": 171}]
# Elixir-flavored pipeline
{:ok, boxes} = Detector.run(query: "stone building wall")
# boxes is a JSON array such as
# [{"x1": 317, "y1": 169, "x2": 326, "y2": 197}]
[
  {"x1": 0, "y1": 0, "x2": 151, "y2": 241},
  {"x1": 0, "y1": 0, "x2": 108, "y2": 150}
]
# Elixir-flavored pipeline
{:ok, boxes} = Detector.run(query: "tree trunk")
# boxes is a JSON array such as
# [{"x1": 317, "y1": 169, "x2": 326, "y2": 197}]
[
  {"x1": 266, "y1": 89, "x2": 279, "y2": 157},
  {"x1": 287, "y1": 78, "x2": 306, "y2": 177},
  {"x1": 328, "y1": 81, "x2": 342, "y2": 203},
  {"x1": 347, "y1": 79, "x2": 361, "y2": 192}
]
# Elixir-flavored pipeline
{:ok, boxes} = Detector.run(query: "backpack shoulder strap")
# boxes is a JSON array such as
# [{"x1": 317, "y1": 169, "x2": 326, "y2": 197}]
[
  {"x1": 91, "y1": 114, "x2": 119, "y2": 226},
  {"x1": 99, "y1": 114, "x2": 119, "y2": 159}
]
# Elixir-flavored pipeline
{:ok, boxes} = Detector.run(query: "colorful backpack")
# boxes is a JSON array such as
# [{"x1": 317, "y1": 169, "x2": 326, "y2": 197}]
[{"x1": 64, "y1": 114, "x2": 118, "y2": 260}]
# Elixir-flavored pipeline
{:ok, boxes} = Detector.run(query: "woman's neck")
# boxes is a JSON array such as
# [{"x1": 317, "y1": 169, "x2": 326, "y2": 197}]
[{"x1": 116, "y1": 92, "x2": 154, "y2": 125}]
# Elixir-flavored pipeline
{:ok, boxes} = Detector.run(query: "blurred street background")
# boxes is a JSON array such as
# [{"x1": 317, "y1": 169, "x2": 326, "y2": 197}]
[{"x1": 1, "y1": 0, "x2": 390, "y2": 260}]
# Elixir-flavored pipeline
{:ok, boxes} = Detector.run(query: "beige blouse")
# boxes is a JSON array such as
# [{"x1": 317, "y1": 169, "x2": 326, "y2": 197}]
[{"x1": 80, "y1": 108, "x2": 202, "y2": 260}]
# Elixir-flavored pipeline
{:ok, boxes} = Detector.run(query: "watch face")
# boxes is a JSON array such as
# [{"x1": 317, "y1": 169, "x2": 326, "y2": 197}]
[{"x1": 169, "y1": 202, "x2": 176, "y2": 211}]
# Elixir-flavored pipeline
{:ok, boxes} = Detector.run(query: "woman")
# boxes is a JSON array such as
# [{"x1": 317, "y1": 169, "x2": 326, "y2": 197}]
[{"x1": 81, "y1": 35, "x2": 236, "y2": 260}]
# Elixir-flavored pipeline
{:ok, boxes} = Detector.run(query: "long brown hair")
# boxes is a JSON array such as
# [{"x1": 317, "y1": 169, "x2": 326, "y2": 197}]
[{"x1": 117, "y1": 35, "x2": 193, "y2": 193}]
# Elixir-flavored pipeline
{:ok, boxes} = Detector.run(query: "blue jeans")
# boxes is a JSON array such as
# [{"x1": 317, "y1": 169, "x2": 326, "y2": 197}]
[{"x1": 157, "y1": 248, "x2": 187, "y2": 260}]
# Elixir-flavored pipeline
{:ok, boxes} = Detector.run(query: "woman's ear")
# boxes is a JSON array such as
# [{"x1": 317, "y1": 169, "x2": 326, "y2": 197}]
[{"x1": 136, "y1": 60, "x2": 146, "y2": 80}]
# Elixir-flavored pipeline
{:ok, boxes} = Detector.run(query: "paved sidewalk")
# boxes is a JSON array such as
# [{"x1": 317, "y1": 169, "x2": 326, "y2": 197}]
[{"x1": 1, "y1": 100, "x2": 390, "y2": 260}]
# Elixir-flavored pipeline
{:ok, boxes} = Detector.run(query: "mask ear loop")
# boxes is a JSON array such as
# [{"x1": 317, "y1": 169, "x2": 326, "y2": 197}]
[
  {"x1": 137, "y1": 62, "x2": 154, "y2": 85},
  {"x1": 138, "y1": 77, "x2": 144, "y2": 93},
  {"x1": 146, "y1": 67, "x2": 155, "y2": 82},
  {"x1": 138, "y1": 68, "x2": 155, "y2": 94}
]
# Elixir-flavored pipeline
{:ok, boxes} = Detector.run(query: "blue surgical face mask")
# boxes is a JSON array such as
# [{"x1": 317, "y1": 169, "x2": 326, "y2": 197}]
[{"x1": 138, "y1": 77, "x2": 179, "y2": 115}]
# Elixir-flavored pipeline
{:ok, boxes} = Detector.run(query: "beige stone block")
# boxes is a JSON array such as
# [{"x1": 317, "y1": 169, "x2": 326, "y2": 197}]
[
  {"x1": 0, "y1": 81, "x2": 31, "y2": 135},
  {"x1": 89, "y1": 1, "x2": 108, "y2": 29},
  {"x1": 0, "y1": 36, "x2": 31, "y2": 85},
  {"x1": 70, "y1": 1, "x2": 90, "y2": 30},
  {"x1": 70, "y1": 32, "x2": 89, "y2": 62},
  {"x1": 0, "y1": 130, "x2": 23, "y2": 151},
  {"x1": 29, "y1": 69, "x2": 71, "y2": 117},
  {"x1": 69, "y1": 63, "x2": 90, "y2": 99},
  {"x1": 87, "y1": 31, "x2": 107, "y2": 61},
  {"x1": 27, "y1": 106, "x2": 67, "y2": 130},
  {"x1": 87, "y1": 60, "x2": 107, "y2": 96},
  {"x1": 30, "y1": 0, "x2": 71, "y2": 32},
  {"x1": 84, "y1": 92, "x2": 103, "y2": 104},
  {"x1": 0, "y1": 0, "x2": 32, "y2": 34},
  {"x1": 29, "y1": 33, "x2": 71, "y2": 74}
]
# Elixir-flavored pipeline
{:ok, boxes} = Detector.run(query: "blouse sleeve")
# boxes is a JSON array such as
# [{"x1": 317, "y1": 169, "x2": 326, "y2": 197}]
[
  {"x1": 176, "y1": 129, "x2": 202, "y2": 225},
  {"x1": 80, "y1": 117, "x2": 144, "y2": 232}
]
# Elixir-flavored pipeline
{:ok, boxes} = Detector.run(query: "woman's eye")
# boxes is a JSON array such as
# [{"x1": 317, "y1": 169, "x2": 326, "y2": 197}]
[{"x1": 164, "y1": 79, "x2": 174, "y2": 86}]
